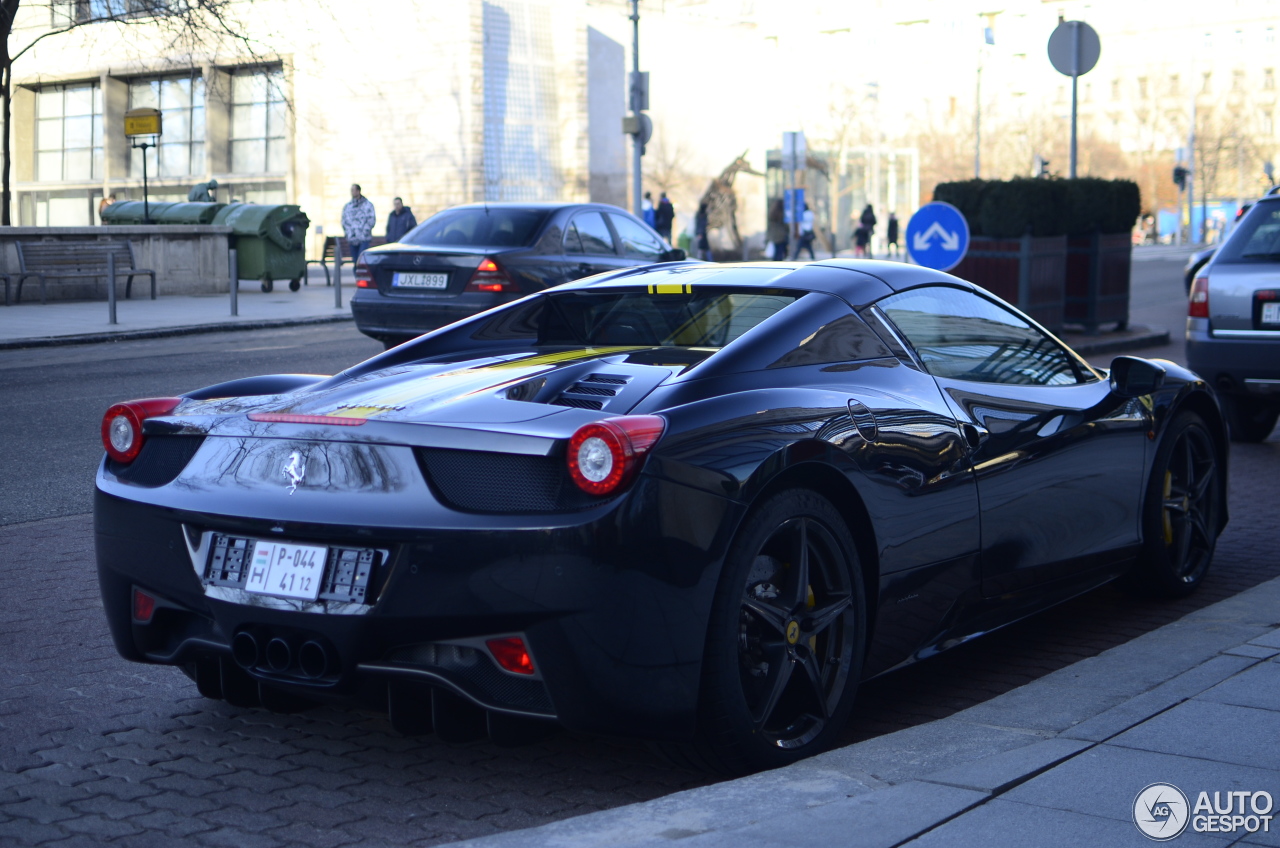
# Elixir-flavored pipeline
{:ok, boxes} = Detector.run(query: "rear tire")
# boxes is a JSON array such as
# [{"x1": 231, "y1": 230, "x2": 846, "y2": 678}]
[
  {"x1": 672, "y1": 489, "x2": 866, "y2": 775},
  {"x1": 1128, "y1": 411, "x2": 1221, "y2": 597},
  {"x1": 1224, "y1": 397, "x2": 1278, "y2": 443}
]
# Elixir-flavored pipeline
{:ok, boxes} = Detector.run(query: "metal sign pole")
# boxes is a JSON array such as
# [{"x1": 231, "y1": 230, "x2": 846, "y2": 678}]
[
  {"x1": 334, "y1": 252, "x2": 342, "y2": 309},
  {"x1": 630, "y1": 0, "x2": 642, "y2": 218},
  {"x1": 1069, "y1": 22, "x2": 1079, "y2": 179}
]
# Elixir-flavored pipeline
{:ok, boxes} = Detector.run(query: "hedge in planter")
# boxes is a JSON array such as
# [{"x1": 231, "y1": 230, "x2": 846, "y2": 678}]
[{"x1": 934, "y1": 177, "x2": 1139, "y2": 237}]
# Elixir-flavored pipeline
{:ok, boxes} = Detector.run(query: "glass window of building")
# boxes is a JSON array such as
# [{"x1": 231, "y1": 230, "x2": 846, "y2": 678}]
[
  {"x1": 130, "y1": 75, "x2": 205, "y2": 178},
  {"x1": 231, "y1": 68, "x2": 287, "y2": 174},
  {"x1": 35, "y1": 83, "x2": 103, "y2": 182}
]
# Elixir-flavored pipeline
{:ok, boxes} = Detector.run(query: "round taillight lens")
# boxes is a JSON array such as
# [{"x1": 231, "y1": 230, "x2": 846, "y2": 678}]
[
  {"x1": 566, "y1": 416, "x2": 665, "y2": 496},
  {"x1": 100, "y1": 398, "x2": 182, "y2": 464}
]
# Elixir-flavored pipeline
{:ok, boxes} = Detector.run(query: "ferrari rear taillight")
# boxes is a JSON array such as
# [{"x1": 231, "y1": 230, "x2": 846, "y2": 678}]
[
  {"x1": 355, "y1": 262, "x2": 373, "y2": 288},
  {"x1": 132, "y1": 588, "x2": 156, "y2": 623},
  {"x1": 486, "y1": 637, "x2": 535, "y2": 675},
  {"x1": 1189, "y1": 275, "x2": 1210, "y2": 318},
  {"x1": 566, "y1": 415, "x2": 666, "y2": 496},
  {"x1": 464, "y1": 257, "x2": 518, "y2": 293},
  {"x1": 101, "y1": 397, "x2": 182, "y2": 464}
]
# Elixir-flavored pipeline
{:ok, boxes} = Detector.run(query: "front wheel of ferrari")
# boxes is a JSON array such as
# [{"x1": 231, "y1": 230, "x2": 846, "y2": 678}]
[
  {"x1": 685, "y1": 489, "x2": 866, "y2": 775},
  {"x1": 1129, "y1": 411, "x2": 1221, "y2": 597}
]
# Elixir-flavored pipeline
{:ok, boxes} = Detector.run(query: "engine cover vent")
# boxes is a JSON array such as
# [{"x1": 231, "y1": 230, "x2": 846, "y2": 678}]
[{"x1": 551, "y1": 373, "x2": 633, "y2": 410}]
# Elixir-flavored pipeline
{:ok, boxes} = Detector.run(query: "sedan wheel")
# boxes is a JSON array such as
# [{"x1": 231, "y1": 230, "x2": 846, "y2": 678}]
[
  {"x1": 1132, "y1": 412, "x2": 1221, "y2": 596},
  {"x1": 684, "y1": 489, "x2": 865, "y2": 775}
]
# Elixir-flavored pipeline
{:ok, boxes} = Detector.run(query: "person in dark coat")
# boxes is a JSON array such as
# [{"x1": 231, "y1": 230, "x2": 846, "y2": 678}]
[
  {"x1": 858, "y1": 204, "x2": 877, "y2": 258},
  {"x1": 854, "y1": 224, "x2": 871, "y2": 257},
  {"x1": 188, "y1": 179, "x2": 218, "y2": 202},
  {"x1": 695, "y1": 203, "x2": 712, "y2": 261},
  {"x1": 654, "y1": 192, "x2": 675, "y2": 241},
  {"x1": 766, "y1": 198, "x2": 789, "y2": 261},
  {"x1": 386, "y1": 197, "x2": 418, "y2": 243},
  {"x1": 886, "y1": 212, "x2": 900, "y2": 256}
]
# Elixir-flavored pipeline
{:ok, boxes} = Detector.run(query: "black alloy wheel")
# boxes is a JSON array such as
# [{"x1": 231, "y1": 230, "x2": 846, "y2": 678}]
[
  {"x1": 683, "y1": 489, "x2": 865, "y2": 775},
  {"x1": 1132, "y1": 412, "x2": 1221, "y2": 597}
]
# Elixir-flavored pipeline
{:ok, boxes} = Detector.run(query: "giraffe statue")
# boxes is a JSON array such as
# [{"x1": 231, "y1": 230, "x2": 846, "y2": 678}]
[{"x1": 699, "y1": 151, "x2": 765, "y2": 252}]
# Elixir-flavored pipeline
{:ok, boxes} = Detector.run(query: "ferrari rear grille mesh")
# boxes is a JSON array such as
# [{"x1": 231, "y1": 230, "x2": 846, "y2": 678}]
[
  {"x1": 414, "y1": 448, "x2": 606, "y2": 513},
  {"x1": 106, "y1": 435, "x2": 204, "y2": 487},
  {"x1": 551, "y1": 373, "x2": 632, "y2": 410}
]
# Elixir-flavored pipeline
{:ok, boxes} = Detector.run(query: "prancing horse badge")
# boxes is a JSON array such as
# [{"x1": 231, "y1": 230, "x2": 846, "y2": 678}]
[{"x1": 282, "y1": 451, "x2": 306, "y2": 495}]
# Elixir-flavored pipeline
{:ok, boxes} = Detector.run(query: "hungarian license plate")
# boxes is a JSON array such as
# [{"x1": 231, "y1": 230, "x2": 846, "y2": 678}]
[
  {"x1": 244, "y1": 541, "x2": 328, "y2": 601},
  {"x1": 392, "y1": 272, "x2": 448, "y2": 289},
  {"x1": 1262, "y1": 302, "x2": 1280, "y2": 325}
]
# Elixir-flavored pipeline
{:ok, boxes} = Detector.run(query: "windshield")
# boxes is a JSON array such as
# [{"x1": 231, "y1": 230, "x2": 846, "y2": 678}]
[
  {"x1": 401, "y1": 208, "x2": 550, "y2": 248},
  {"x1": 1215, "y1": 200, "x2": 1280, "y2": 262},
  {"x1": 526, "y1": 290, "x2": 803, "y2": 347}
]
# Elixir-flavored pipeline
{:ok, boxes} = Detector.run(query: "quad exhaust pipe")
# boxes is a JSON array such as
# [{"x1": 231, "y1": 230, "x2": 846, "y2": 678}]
[{"x1": 231, "y1": 630, "x2": 335, "y2": 680}]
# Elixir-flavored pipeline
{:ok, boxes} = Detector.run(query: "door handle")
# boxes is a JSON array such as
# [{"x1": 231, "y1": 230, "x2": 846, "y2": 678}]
[{"x1": 961, "y1": 423, "x2": 989, "y2": 449}]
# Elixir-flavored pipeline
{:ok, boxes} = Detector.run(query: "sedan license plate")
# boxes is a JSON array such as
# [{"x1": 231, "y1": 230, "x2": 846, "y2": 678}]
[
  {"x1": 392, "y1": 272, "x2": 448, "y2": 289},
  {"x1": 244, "y1": 541, "x2": 327, "y2": 601},
  {"x1": 1263, "y1": 302, "x2": 1280, "y2": 325}
]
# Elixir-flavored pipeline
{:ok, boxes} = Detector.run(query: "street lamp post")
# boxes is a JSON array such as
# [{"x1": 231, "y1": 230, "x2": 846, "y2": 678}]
[{"x1": 629, "y1": 0, "x2": 643, "y2": 218}]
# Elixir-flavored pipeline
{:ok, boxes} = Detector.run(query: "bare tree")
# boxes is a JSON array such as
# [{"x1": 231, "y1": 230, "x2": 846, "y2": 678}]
[{"x1": 0, "y1": 0, "x2": 274, "y2": 224}]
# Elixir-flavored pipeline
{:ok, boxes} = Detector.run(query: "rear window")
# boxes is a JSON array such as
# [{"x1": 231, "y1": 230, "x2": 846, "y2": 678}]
[
  {"x1": 402, "y1": 208, "x2": 549, "y2": 248},
  {"x1": 1215, "y1": 200, "x2": 1280, "y2": 263},
  {"x1": 540, "y1": 290, "x2": 802, "y2": 347}
]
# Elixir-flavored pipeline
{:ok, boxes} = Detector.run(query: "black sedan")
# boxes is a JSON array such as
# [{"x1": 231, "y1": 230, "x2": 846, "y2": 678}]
[
  {"x1": 95, "y1": 259, "x2": 1228, "y2": 775},
  {"x1": 350, "y1": 202, "x2": 686, "y2": 348}
]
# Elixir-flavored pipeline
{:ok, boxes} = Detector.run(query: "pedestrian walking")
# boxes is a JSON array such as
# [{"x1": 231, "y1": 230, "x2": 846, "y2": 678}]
[
  {"x1": 342, "y1": 183, "x2": 376, "y2": 264},
  {"x1": 385, "y1": 196, "x2": 417, "y2": 243},
  {"x1": 187, "y1": 179, "x2": 218, "y2": 202},
  {"x1": 854, "y1": 224, "x2": 871, "y2": 258},
  {"x1": 792, "y1": 203, "x2": 816, "y2": 260},
  {"x1": 695, "y1": 202, "x2": 713, "y2": 261},
  {"x1": 886, "y1": 212, "x2": 900, "y2": 257},
  {"x1": 642, "y1": 192, "x2": 656, "y2": 228},
  {"x1": 766, "y1": 198, "x2": 789, "y2": 261},
  {"x1": 654, "y1": 192, "x2": 675, "y2": 241},
  {"x1": 859, "y1": 204, "x2": 877, "y2": 258}
]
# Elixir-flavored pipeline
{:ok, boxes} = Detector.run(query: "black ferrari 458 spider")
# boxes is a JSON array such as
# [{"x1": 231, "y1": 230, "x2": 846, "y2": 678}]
[{"x1": 95, "y1": 259, "x2": 1228, "y2": 774}]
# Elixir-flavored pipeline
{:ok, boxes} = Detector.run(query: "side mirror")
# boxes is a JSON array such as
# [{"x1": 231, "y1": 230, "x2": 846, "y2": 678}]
[
  {"x1": 1109, "y1": 356, "x2": 1166, "y2": 398},
  {"x1": 660, "y1": 248, "x2": 686, "y2": 262}
]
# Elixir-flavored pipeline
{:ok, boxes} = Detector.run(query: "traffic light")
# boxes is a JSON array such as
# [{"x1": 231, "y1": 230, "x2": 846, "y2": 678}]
[{"x1": 1173, "y1": 166, "x2": 1189, "y2": 190}]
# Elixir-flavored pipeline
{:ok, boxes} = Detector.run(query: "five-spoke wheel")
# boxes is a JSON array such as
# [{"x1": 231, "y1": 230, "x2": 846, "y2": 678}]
[{"x1": 685, "y1": 489, "x2": 865, "y2": 775}]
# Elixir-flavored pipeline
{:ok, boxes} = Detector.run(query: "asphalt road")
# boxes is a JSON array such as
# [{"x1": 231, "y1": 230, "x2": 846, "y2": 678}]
[{"x1": 2, "y1": 250, "x2": 1278, "y2": 846}]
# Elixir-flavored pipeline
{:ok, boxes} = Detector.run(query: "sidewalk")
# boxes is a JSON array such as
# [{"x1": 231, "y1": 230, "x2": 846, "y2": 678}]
[
  {"x1": 446, "y1": 574, "x2": 1280, "y2": 848},
  {"x1": 0, "y1": 267, "x2": 352, "y2": 350},
  {"x1": 0, "y1": 262, "x2": 1168, "y2": 356}
]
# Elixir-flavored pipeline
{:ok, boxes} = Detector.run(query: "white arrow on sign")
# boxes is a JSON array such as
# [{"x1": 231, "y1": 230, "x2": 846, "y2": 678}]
[{"x1": 912, "y1": 222, "x2": 961, "y2": 252}]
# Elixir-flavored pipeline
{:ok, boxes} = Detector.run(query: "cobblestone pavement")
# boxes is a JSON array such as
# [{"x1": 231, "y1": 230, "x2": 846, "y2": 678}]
[{"x1": 2, "y1": 435, "x2": 1275, "y2": 847}]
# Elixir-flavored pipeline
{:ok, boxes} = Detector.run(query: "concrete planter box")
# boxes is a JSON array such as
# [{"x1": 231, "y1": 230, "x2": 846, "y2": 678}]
[
  {"x1": 1065, "y1": 232, "x2": 1132, "y2": 333},
  {"x1": 950, "y1": 234, "x2": 1067, "y2": 332},
  {"x1": 0, "y1": 226, "x2": 232, "y2": 304}
]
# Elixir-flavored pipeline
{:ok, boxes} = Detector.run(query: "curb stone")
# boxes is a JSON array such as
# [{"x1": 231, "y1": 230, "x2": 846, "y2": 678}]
[
  {"x1": 441, "y1": 575, "x2": 1280, "y2": 848},
  {"x1": 0, "y1": 313, "x2": 354, "y2": 351}
]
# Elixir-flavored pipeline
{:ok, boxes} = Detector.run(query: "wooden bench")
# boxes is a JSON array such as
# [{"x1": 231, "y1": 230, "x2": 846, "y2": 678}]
[
  {"x1": 15, "y1": 240, "x2": 156, "y2": 305},
  {"x1": 306, "y1": 236, "x2": 387, "y2": 286}
]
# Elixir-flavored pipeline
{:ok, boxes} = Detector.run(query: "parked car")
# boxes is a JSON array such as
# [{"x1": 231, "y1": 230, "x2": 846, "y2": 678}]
[
  {"x1": 350, "y1": 202, "x2": 686, "y2": 348},
  {"x1": 1182, "y1": 204, "x2": 1254, "y2": 293},
  {"x1": 96, "y1": 259, "x2": 1227, "y2": 775},
  {"x1": 1187, "y1": 195, "x2": 1280, "y2": 441}
]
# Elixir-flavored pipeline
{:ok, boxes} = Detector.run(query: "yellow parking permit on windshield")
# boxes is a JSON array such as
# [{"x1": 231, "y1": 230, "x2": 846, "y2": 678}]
[{"x1": 648, "y1": 283, "x2": 693, "y2": 294}]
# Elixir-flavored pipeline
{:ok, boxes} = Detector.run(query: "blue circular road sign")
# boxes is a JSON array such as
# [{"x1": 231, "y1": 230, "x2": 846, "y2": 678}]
[{"x1": 906, "y1": 202, "x2": 970, "y2": 272}]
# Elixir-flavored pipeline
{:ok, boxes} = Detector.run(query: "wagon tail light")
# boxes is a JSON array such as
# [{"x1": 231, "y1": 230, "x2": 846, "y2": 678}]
[
  {"x1": 464, "y1": 257, "x2": 518, "y2": 293},
  {"x1": 101, "y1": 398, "x2": 182, "y2": 464},
  {"x1": 355, "y1": 262, "x2": 373, "y2": 288},
  {"x1": 567, "y1": 415, "x2": 666, "y2": 496},
  {"x1": 1189, "y1": 275, "x2": 1210, "y2": 318}
]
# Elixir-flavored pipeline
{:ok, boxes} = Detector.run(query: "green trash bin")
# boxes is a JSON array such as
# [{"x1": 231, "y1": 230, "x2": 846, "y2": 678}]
[
  {"x1": 213, "y1": 203, "x2": 311, "y2": 293},
  {"x1": 100, "y1": 201, "x2": 179, "y2": 225},
  {"x1": 153, "y1": 202, "x2": 225, "y2": 224}
]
